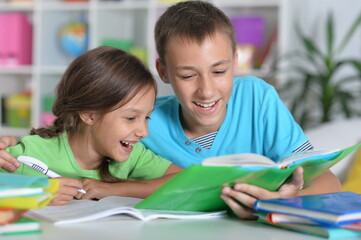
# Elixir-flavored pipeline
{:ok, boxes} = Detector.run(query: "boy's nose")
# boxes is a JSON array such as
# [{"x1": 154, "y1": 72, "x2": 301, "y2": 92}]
[{"x1": 197, "y1": 75, "x2": 215, "y2": 98}]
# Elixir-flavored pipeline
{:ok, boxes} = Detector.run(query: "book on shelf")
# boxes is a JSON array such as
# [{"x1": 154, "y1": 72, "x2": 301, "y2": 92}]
[
  {"x1": 257, "y1": 214, "x2": 361, "y2": 239},
  {"x1": 0, "y1": 217, "x2": 41, "y2": 236},
  {"x1": 25, "y1": 196, "x2": 226, "y2": 225},
  {"x1": 254, "y1": 191, "x2": 361, "y2": 226},
  {"x1": 135, "y1": 143, "x2": 361, "y2": 212},
  {"x1": 0, "y1": 208, "x2": 28, "y2": 225}
]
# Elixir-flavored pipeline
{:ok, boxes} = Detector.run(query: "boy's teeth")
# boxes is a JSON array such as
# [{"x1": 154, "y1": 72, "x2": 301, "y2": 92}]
[{"x1": 195, "y1": 101, "x2": 216, "y2": 108}]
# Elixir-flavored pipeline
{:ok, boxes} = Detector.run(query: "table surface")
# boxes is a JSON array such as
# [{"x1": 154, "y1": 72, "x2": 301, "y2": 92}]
[{"x1": 4, "y1": 216, "x2": 361, "y2": 240}]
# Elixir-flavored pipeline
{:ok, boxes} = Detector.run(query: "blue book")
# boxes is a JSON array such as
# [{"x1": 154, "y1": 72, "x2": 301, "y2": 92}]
[
  {"x1": 254, "y1": 191, "x2": 361, "y2": 226},
  {"x1": 257, "y1": 215, "x2": 361, "y2": 239}
]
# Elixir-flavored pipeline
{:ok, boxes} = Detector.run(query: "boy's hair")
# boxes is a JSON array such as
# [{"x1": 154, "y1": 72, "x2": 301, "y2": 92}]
[
  {"x1": 31, "y1": 46, "x2": 156, "y2": 182},
  {"x1": 155, "y1": 0, "x2": 236, "y2": 63}
]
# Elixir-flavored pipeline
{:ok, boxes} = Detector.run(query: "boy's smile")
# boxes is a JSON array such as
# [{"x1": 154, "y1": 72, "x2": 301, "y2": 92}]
[{"x1": 157, "y1": 31, "x2": 237, "y2": 139}]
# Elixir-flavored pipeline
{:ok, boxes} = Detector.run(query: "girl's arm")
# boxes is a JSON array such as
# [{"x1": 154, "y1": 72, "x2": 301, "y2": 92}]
[
  {"x1": 50, "y1": 177, "x2": 85, "y2": 206},
  {"x1": 220, "y1": 168, "x2": 341, "y2": 219},
  {"x1": 79, "y1": 164, "x2": 182, "y2": 200}
]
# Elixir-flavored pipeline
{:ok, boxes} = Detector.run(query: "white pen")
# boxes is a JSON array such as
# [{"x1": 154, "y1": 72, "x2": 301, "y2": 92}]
[{"x1": 17, "y1": 156, "x2": 87, "y2": 194}]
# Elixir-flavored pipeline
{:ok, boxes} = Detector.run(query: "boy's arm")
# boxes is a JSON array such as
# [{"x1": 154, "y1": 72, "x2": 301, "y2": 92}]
[
  {"x1": 79, "y1": 164, "x2": 183, "y2": 200},
  {"x1": 0, "y1": 136, "x2": 20, "y2": 172},
  {"x1": 221, "y1": 168, "x2": 341, "y2": 219}
]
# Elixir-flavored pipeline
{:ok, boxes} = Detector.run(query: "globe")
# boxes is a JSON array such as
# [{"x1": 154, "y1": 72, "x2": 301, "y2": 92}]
[{"x1": 59, "y1": 20, "x2": 88, "y2": 58}]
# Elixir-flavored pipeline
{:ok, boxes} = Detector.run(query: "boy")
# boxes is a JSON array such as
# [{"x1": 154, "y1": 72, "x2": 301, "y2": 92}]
[
  {"x1": 141, "y1": 0, "x2": 341, "y2": 219},
  {"x1": 0, "y1": 1, "x2": 341, "y2": 219}
]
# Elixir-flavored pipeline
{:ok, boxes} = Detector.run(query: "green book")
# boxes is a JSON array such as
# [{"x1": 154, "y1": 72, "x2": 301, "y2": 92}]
[
  {"x1": 0, "y1": 217, "x2": 41, "y2": 236},
  {"x1": 135, "y1": 143, "x2": 361, "y2": 212}
]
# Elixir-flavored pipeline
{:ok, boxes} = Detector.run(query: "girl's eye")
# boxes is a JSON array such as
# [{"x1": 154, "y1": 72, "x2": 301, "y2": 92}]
[
  {"x1": 214, "y1": 70, "x2": 226, "y2": 75},
  {"x1": 126, "y1": 117, "x2": 136, "y2": 121},
  {"x1": 146, "y1": 116, "x2": 151, "y2": 120}
]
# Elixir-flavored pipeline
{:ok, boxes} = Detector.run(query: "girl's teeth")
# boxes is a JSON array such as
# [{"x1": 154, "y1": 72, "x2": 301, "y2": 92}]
[{"x1": 121, "y1": 141, "x2": 135, "y2": 148}]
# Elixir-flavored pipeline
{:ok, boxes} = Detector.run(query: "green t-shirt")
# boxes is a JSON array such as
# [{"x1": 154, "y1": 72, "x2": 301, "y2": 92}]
[{"x1": 2, "y1": 133, "x2": 171, "y2": 181}]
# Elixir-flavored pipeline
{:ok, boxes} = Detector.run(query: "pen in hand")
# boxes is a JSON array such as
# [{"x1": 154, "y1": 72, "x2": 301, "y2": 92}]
[{"x1": 17, "y1": 156, "x2": 87, "y2": 194}]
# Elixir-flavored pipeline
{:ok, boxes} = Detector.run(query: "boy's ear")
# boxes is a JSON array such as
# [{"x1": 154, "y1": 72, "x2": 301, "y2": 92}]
[
  {"x1": 156, "y1": 58, "x2": 170, "y2": 84},
  {"x1": 233, "y1": 49, "x2": 239, "y2": 74},
  {"x1": 79, "y1": 112, "x2": 98, "y2": 126}
]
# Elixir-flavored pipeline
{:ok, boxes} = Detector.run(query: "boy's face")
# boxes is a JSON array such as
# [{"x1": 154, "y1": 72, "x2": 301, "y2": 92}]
[{"x1": 156, "y1": 32, "x2": 237, "y2": 137}]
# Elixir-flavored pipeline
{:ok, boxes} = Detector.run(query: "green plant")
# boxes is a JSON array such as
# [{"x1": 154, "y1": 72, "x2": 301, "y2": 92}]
[{"x1": 279, "y1": 12, "x2": 361, "y2": 129}]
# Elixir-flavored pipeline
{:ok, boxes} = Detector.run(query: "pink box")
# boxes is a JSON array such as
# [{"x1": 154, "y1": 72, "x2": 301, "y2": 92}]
[{"x1": 0, "y1": 13, "x2": 33, "y2": 66}]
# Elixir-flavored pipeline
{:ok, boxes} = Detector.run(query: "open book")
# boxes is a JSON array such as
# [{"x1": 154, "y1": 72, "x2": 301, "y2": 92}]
[
  {"x1": 25, "y1": 196, "x2": 226, "y2": 225},
  {"x1": 202, "y1": 149, "x2": 341, "y2": 169},
  {"x1": 135, "y1": 143, "x2": 361, "y2": 212}
]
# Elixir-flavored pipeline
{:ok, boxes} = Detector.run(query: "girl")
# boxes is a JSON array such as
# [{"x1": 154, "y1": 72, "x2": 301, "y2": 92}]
[{"x1": 0, "y1": 46, "x2": 182, "y2": 205}]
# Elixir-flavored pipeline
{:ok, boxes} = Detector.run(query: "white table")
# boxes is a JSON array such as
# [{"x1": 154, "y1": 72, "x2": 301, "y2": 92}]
[{"x1": 4, "y1": 216, "x2": 361, "y2": 240}]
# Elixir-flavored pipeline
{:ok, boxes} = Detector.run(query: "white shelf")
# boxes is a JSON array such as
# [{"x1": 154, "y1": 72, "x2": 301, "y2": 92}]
[{"x1": 0, "y1": 0, "x2": 286, "y2": 135}]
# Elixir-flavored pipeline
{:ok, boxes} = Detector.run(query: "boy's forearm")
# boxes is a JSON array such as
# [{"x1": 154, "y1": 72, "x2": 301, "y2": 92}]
[{"x1": 297, "y1": 170, "x2": 342, "y2": 196}]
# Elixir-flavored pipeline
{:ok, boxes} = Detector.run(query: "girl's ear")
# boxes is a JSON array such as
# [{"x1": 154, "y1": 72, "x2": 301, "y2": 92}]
[
  {"x1": 156, "y1": 58, "x2": 170, "y2": 84},
  {"x1": 79, "y1": 112, "x2": 98, "y2": 126}
]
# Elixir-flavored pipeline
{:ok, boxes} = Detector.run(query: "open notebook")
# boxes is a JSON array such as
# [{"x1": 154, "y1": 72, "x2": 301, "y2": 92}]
[{"x1": 25, "y1": 196, "x2": 226, "y2": 225}]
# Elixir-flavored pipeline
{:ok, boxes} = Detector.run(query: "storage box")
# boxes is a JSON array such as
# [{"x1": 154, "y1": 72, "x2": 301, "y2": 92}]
[
  {"x1": 0, "y1": 13, "x2": 33, "y2": 66},
  {"x1": 231, "y1": 16, "x2": 264, "y2": 47},
  {"x1": 5, "y1": 94, "x2": 31, "y2": 128}
]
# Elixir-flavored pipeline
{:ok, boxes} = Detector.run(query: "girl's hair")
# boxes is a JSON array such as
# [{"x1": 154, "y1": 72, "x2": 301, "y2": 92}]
[
  {"x1": 155, "y1": 0, "x2": 236, "y2": 63},
  {"x1": 31, "y1": 46, "x2": 157, "y2": 182}
]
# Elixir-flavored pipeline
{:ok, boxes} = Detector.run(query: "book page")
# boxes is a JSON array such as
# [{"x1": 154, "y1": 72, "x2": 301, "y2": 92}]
[
  {"x1": 26, "y1": 196, "x2": 143, "y2": 224},
  {"x1": 201, "y1": 153, "x2": 275, "y2": 167},
  {"x1": 276, "y1": 149, "x2": 340, "y2": 168},
  {"x1": 25, "y1": 196, "x2": 226, "y2": 224}
]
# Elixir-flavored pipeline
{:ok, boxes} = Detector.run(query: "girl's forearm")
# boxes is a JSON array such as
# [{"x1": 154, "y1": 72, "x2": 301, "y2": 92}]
[{"x1": 103, "y1": 173, "x2": 178, "y2": 199}]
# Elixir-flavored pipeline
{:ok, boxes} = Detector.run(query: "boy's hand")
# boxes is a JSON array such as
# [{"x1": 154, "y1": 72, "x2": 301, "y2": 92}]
[
  {"x1": 0, "y1": 136, "x2": 18, "y2": 149},
  {"x1": 220, "y1": 167, "x2": 304, "y2": 219},
  {"x1": 0, "y1": 150, "x2": 20, "y2": 172},
  {"x1": 49, "y1": 177, "x2": 84, "y2": 206},
  {"x1": 0, "y1": 136, "x2": 20, "y2": 172}
]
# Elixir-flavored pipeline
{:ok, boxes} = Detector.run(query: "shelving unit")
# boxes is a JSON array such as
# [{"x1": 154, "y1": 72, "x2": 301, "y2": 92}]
[{"x1": 0, "y1": 0, "x2": 286, "y2": 136}]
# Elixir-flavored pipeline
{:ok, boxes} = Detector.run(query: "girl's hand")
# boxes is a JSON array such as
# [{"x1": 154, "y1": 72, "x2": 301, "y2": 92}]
[
  {"x1": 49, "y1": 177, "x2": 84, "y2": 206},
  {"x1": 78, "y1": 178, "x2": 111, "y2": 200},
  {"x1": 220, "y1": 167, "x2": 304, "y2": 219}
]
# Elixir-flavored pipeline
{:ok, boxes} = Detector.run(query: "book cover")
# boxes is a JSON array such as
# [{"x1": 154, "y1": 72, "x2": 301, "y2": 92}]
[
  {"x1": 0, "y1": 208, "x2": 28, "y2": 225},
  {"x1": 25, "y1": 196, "x2": 226, "y2": 225},
  {"x1": 257, "y1": 215, "x2": 361, "y2": 239},
  {"x1": 254, "y1": 191, "x2": 361, "y2": 225},
  {"x1": 0, "y1": 192, "x2": 55, "y2": 209},
  {"x1": 0, "y1": 217, "x2": 41, "y2": 236},
  {"x1": 135, "y1": 143, "x2": 361, "y2": 211}
]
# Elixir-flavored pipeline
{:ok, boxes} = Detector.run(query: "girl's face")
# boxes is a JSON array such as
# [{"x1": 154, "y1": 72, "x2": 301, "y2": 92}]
[{"x1": 89, "y1": 86, "x2": 155, "y2": 163}]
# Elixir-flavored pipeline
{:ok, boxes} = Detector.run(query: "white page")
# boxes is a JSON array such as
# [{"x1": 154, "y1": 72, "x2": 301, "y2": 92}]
[{"x1": 25, "y1": 196, "x2": 226, "y2": 224}]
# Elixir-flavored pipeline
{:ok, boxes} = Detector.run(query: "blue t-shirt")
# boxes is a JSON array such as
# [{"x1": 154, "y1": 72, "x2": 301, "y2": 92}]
[{"x1": 141, "y1": 76, "x2": 309, "y2": 168}]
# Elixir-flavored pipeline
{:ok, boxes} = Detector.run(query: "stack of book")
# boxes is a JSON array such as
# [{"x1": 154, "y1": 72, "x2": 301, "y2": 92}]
[
  {"x1": 0, "y1": 173, "x2": 58, "y2": 236},
  {"x1": 254, "y1": 191, "x2": 361, "y2": 239}
]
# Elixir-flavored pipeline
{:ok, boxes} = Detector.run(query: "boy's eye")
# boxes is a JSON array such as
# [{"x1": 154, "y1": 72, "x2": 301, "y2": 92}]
[
  {"x1": 126, "y1": 117, "x2": 136, "y2": 121},
  {"x1": 180, "y1": 75, "x2": 193, "y2": 80},
  {"x1": 146, "y1": 116, "x2": 151, "y2": 120}
]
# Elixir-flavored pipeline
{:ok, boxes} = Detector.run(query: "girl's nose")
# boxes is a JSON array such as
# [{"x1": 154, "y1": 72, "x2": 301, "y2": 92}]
[{"x1": 135, "y1": 121, "x2": 148, "y2": 139}]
